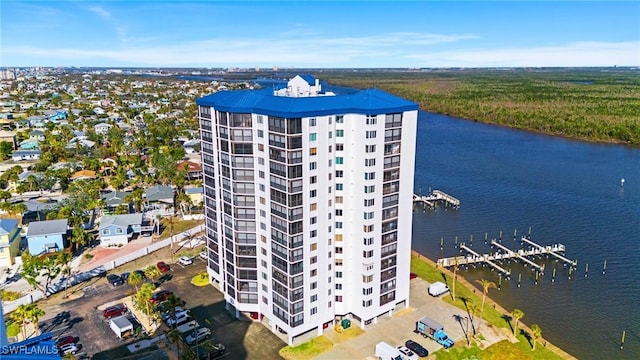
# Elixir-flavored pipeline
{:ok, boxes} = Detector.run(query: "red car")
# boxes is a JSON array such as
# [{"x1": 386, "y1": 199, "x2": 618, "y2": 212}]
[
  {"x1": 150, "y1": 290, "x2": 173, "y2": 303},
  {"x1": 410, "y1": 272, "x2": 418, "y2": 280},
  {"x1": 157, "y1": 261, "x2": 170, "y2": 273},
  {"x1": 103, "y1": 304, "x2": 128, "y2": 318},
  {"x1": 55, "y1": 335, "x2": 76, "y2": 348}
]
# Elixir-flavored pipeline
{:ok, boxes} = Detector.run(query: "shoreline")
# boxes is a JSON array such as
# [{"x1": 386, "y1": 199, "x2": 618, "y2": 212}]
[{"x1": 411, "y1": 250, "x2": 577, "y2": 360}]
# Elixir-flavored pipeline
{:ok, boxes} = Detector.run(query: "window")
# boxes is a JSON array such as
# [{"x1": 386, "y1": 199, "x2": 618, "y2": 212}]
[
  {"x1": 309, "y1": 118, "x2": 316, "y2": 126},
  {"x1": 336, "y1": 115, "x2": 344, "y2": 123},
  {"x1": 365, "y1": 158, "x2": 376, "y2": 167},
  {"x1": 365, "y1": 145, "x2": 376, "y2": 153},
  {"x1": 365, "y1": 130, "x2": 376, "y2": 139},
  {"x1": 336, "y1": 129, "x2": 344, "y2": 137},
  {"x1": 336, "y1": 222, "x2": 343, "y2": 229},
  {"x1": 336, "y1": 271, "x2": 343, "y2": 278},
  {"x1": 363, "y1": 250, "x2": 374, "y2": 258},
  {"x1": 311, "y1": 269, "x2": 317, "y2": 276},
  {"x1": 310, "y1": 243, "x2": 317, "y2": 251},
  {"x1": 311, "y1": 294, "x2": 317, "y2": 302},
  {"x1": 328, "y1": 131, "x2": 332, "y2": 139},
  {"x1": 363, "y1": 225, "x2": 374, "y2": 233},
  {"x1": 366, "y1": 115, "x2": 377, "y2": 125},
  {"x1": 363, "y1": 287, "x2": 373, "y2": 295},
  {"x1": 363, "y1": 299, "x2": 372, "y2": 307},
  {"x1": 363, "y1": 275, "x2": 374, "y2": 283},
  {"x1": 311, "y1": 256, "x2": 317, "y2": 264},
  {"x1": 311, "y1": 282, "x2": 317, "y2": 289},
  {"x1": 364, "y1": 198, "x2": 375, "y2": 206},
  {"x1": 311, "y1": 230, "x2": 317, "y2": 238},
  {"x1": 335, "y1": 209, "x2": 343, "y2": 216},
  {"x1": 335, "y1": 157, "x2": 343, "y2": 165},
  {"x1": 364, "y1": 185, "x2": 375, "y2": 193},
  {"x1": 365, "y1": 172, "x2": 375, "y2": 180},
  {"x1": 310, "y1": 162, "x2": 317, "y2": 170},
  {"x1": 257, "y1": 129, "x2": 264, "y2": 138},
  {"x1": 310, "y1": 190, "x2": 317, "y2": 197},
  {"x1": 335, "y1": 196, "x2": 343, "y2": 203},
  {"x1": 364, "y1": 237, "x2": 374, "y2": 246},
  {"x1": 335, "y1": 296, "x2": 343, "y2": 302},
  {"x1": 310, "y1": 147, "x2": 317, "y2": 155},
  {"x1": 310, "y1": 203, "x2": 317, "y2": 211},
  {"x1": 336, "y1": 283, "x2": 342, "y2": 290},
  {"x1": 311, "y1": 307, "x2": 317, "y2": 315},
  {"x1": 309, "y1": 133, "x2": 317, "y2": 141},
  {"x1": 336, "y1": 144, "x2": 344, "y2": 151},
  {"x1": 335, "y1": 170, "x2": 343, "y2": 178},
  {"x1": 364, "y1": 211, "x2": 374, "y2": 220},
  {"x1": 336, "y1": 183, "x2": 343, "y2": 191}
]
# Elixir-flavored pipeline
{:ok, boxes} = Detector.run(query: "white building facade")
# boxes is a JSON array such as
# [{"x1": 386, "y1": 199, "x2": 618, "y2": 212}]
[{"x1": 196, "y1": 75, "x2": 418, "y2": 345}]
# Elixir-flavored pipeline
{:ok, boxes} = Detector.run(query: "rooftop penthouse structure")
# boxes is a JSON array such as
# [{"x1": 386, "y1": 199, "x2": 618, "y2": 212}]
[{"x1": 196, "y1": 75, "x2": 418, "y2": 344}]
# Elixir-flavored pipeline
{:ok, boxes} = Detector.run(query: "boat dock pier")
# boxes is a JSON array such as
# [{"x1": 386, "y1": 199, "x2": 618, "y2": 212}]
[
  {"x1": 413, "y1": 190, "x2": 460, "y2": 209},
  {"x1": 437, "y1": 236, "x2": 575, "y2": 278}
]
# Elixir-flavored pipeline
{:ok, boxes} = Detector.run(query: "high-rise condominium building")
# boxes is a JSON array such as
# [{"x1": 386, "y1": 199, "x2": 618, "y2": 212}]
[{"x1": 196, "y1": 75, "x2": 418, "y2": 344}]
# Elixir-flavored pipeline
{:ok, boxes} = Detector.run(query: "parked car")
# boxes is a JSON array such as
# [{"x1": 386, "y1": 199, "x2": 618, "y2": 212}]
[
  {"x1": 185, "y1": 327, "x2": 211, "y2": 345},
  {"x1": 410, "y1": 272, "x2": 418, "y2": 280},
  {"x1": 107, "y1": 274, "x2": 124, "y2": 286},
  {"x1": 55, "y1": 335, "x2": 76, "y2": 348},
  {"x1": 103, "y1": 304, "x2": 128, "y2": 318},
  {"x1": 155, "y1": 299, "x2": 186, "y2": 313},
  {"x1": 150, "y1": 290, "x2": 173, "y2": 303},
  {"x1": 199, "y1": 251, "x2": 207, "y2": 260},
  {"x1": 178, "y1": 256, "x2": 193, "y2": 266},
  {"x1": 59, "y1": 343, "x2": 79, "y2": 355},
  {"x1": 157, "y1": 261, "x2": 170, "y2": 273},
  {"x1": 397, "y1": 345, "x2": 417, "y2": 359},
  {"x1": 405, "y1": 340, "x2": 428, "y2": 357},
  {"x1": 120, "y1": 272, "x2": 130, "y2": 281},
  {"x1": 132, "y1": 270, "x2": 147, "y2": 280},
  {"x1": 161, "y1": 306, "x2": 186, "y2": 322},
  {"x1": 166, "y1": 309, "x2": 192, "y2": 327}
]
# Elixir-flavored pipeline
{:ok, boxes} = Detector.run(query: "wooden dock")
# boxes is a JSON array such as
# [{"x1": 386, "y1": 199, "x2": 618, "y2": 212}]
[
  {"x1": 413, "y1": 190, "x2": 460, "y2": 208},
  {"x1": 437, "y1": 237, "x2": 574, "y2": 278}
]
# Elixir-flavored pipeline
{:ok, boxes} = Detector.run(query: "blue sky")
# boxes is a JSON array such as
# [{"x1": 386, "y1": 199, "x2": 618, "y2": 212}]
[{"x1": 1, "y1": 1, "x2": 639, "y2": 68}]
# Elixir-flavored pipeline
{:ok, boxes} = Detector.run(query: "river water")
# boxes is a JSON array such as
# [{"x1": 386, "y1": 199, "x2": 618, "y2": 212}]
[{"x1": 411, "y1": 111, "x2": 640, "y2": 360}]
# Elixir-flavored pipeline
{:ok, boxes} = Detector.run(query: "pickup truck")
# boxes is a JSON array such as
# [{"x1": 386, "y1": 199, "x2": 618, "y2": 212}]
[{"x1": 415, "y1": 316, "x2": 455, "y2": 349}]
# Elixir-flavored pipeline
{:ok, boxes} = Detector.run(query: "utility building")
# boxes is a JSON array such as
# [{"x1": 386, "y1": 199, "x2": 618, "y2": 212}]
[{"x1": 196, "y1": 75, "x2": 418, "y2": 344}]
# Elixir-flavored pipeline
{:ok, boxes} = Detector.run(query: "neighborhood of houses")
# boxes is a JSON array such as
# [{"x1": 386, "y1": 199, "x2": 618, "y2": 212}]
[{"x1": 0, "y1": 67, "x2": 233, "y2": 268}]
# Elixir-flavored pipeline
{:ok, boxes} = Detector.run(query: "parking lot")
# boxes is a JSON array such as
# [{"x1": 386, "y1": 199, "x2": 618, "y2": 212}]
[{"x1": 38, "y1": 252, "x2": 285, "y2": 360}]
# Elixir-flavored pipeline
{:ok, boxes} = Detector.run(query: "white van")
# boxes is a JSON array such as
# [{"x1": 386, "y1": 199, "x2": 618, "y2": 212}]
[
  {"x1": 428, "y1": 281, "x2": 450, "y2": 297},
  {"x1": 375, "y1": 341, "x2": 403, "y2": 360}
]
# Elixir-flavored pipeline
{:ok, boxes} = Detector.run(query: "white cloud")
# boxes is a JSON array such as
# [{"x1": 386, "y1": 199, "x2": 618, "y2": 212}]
[
  {"x1": 406, "y1": 41, "x2": 640, "y2": 67},
  {"x1": 88, "y1": 6, "x2": 111, "y2": 19},
  {"x1": 3, "y1": 33, "x2": 639, "y2": 68}
]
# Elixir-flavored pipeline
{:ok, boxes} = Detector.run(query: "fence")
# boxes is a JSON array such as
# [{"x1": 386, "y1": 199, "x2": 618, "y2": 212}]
[{"x1": 3, "y1": 224, "x2": 205, "y2": 315}]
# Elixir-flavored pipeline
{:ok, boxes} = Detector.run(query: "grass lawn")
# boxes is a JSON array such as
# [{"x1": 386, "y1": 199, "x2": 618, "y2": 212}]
[
  {"x1": 332, "y1": 325, "x2": 364, "y2": 343},
  {"x1": 279, "y1": 335, "x2": 333, "y2": 360},
  {"x1": 410, "y1": 254, "x2": 565, "y2": 360},
  {"x1": 158, "y1": 219, "x2": 203, "y2": 239}
]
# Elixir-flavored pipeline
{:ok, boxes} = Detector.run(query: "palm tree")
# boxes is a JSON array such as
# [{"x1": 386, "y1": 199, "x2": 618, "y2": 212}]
[
  {"x1": 28, "y1": 304, "x2": 45, "y2": 336},
  {"x1": 511, "y1": 308, "x2": 524, "y2": 336},
  {"x1": 166, "y1": 329, "x2": 182, "y2": 359},
  {"x1": 136, "y1": 283, "x2": 156, "y2": 316},
  {"x1": 469, "y1": 303, "x2": 478, "y2": 336},
  {"x1": 144, "y1": 264, "x2": 161, "y2": 283},
  {"x1": 58, "y1": 252, "x2": 73, "y2": 298},
  {"x1": 475, "y1": 278, "x2": 497, "y2": 320},
  {"x1": 530, "y1": 324, "x2": 542, "y2": 350},
  {"x1": 11, "y1": 304, "x2": 30, "y2": 339},
  {"x1": 164, "y1": 293, "x2": 184, "y2": 323},
  {"x1": 129, "y1": 271, "x2": 144, "y2": 292},
  {"x1": 164, "y1": 215, "x2": 179, "y2": 260}
]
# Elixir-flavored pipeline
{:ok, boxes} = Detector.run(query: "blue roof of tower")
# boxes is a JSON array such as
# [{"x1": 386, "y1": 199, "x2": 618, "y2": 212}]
[
  {"x1": 299, "y1": 74, "x2": 316, "y2": 85},
  {"x1": 196, "y1": 88, "x2": 418, "y2": 118}
]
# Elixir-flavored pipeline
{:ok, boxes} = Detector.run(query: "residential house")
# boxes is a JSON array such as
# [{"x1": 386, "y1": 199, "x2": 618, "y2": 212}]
[
  {"x1": 184, "y1": 186, "x2": 203, "y2": 208},
  {"x1": 94, "y1": 122, "x2": 112, "y2": 135},
  {"x1": 21, "y1": 198, "x2": 58, "y2": 224},
  {"x1": 0, "y1": 130, "x2": 16, "y2": 149},
  {"x1": 176, "y1": 160, "x2": 202, "y2": 180},
  {"x1": 0, "y1": 219, "x2": 21, "y2": 266},
  {"x1": 93, "y1": 107, "x2": 106, "y2": 115},
  {"x1": 25, "y1": 219, "x2": 68, "y2": 255},
  {"x1": 11, "y1": 149, "x2": 41, "y2": 161},
  {"x1": 66, "y1": 137, "x2": 95, "y2": 150},
  {"x1": 144, "y1": 185, "x2": 174, "y2": 211},
  {"x1": 182, "y1": 139, "x2": 200, "y2": 154},
  {"x1": 29, "y1": 129, "x2": 46, "y2": 141},
  {"x1": 19, "y1": 139, "x2": 40, "y2": 150},
  {"x1": 70, "y1": 169, "x2": 97, "y2": 181},
  {"x1": 101, "y1": 190, "x2": 131, "y2": 214},
  {"x1": 98, "y1": 213, "x2": 145, "y2": 247}
]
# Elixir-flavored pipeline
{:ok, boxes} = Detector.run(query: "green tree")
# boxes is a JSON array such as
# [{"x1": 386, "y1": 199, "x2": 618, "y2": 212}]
[
  {"x1": 136, "y1": 283, "x2": 156, "y2": 316},
  {"x1": 144, "y1": 264, "x2": 161, "y2": 283},
  {"x1": 511, "y1": 308, "x2": 524, "y2": 336},
  {"x1": 128, "y1": 271, "x2": 144, "y2": 292},
  {"x1": 0, "y1": 141, "x2": 13, "y2": 160},
  {"x1": 20, "y1": 252, "x2": 62, "y2": 298},
  {"x1": 28, "y1": 305, "x2": 45, "y2": 336},
  {"x1": 58, "y1": 252, "x2": 73, "y2": 298},
  {"x1": 475, "y1": 278, "x2": 497, "y2": 320},
  {"x1": 167, "y1": 329, "x2": 182, "y2": 359},
  {"x1": 530, "y1": 324, "x2": 542, "y2": 350},
  {"x1": 11, "y1": 304, "x2": 30, "y2": 339},
  {"x1": 70, "y1": 225, "x2": 92, "y2": 253}
]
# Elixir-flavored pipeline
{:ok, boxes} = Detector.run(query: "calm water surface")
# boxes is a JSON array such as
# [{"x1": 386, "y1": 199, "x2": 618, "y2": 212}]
[{"x1": 412, "y1": 111, "x2": 640, "y2": 360}]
